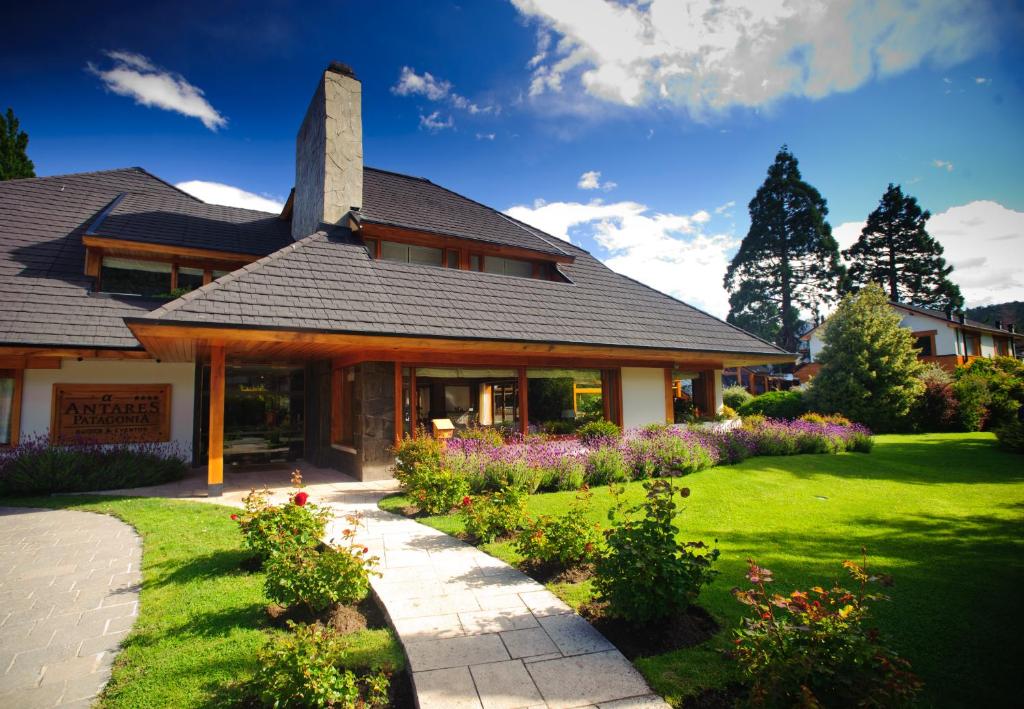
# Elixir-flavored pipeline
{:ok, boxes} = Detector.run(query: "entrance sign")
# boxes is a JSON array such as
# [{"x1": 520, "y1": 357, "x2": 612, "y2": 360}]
[{"x1": 51, "y1": 384, "x2": 171, "y2": 444}]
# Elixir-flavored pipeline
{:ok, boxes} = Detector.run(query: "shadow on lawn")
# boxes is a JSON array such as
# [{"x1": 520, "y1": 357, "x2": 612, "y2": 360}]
[
  {"x1": 146, "y1": 548, "x2": 257, "y2": 589},
  {"x1": 735, "y1": 435, "x2": 1022, "y2": 486}
]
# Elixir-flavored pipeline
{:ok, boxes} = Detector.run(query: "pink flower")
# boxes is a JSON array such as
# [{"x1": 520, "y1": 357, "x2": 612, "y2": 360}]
[{"x1": 294, "y1": 491, "x2": 309, "y2": 507}]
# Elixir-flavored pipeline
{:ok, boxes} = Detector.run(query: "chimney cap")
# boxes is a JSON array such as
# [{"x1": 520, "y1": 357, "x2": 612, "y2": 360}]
[{"x1": 326, "y1": 61, "x2": 357, "y2": 79}]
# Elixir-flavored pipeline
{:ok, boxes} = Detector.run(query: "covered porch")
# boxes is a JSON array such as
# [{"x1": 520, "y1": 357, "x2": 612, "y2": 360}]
[{"x1": 127, "y1": 321, "x2": 793, "y2": 495}]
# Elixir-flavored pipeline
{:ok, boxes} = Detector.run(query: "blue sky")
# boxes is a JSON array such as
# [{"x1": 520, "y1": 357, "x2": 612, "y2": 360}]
[{"x1": 4, "y1": 0, "x2": 1023, "y2": 315}]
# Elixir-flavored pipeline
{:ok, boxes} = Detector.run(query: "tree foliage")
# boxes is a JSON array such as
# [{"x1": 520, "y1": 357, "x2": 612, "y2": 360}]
[
  {"x1": 0, "y1": 108, "x2": 35, "y2": 181},
  {"x1": 808, "y1": 284, "x2": 923, "y2": 431},
  {"x1": 725, "y1": 147, "x2": 845, "y2": 352},
  {"x1": 844, "y1": 184, "x2": 962, "y2": 308}
]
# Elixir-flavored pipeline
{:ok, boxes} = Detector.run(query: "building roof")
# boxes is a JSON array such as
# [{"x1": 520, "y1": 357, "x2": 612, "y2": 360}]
[
  {"x1": 801, "y1": 300, "x2": 1023, "y2": 341},
  {"x1": 2, "y1": 166, "x2": 791, "y2": 359},
  {"x1": 358, "y1": 168, "x2": 570, "y2": 257}
]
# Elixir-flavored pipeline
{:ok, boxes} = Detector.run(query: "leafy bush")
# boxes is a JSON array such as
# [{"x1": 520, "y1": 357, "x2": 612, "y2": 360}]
[
  {"x1": 719, "y1": 405, "x2": 739, "y2": 420},
  {"x1": 594, "y1": 480, "x2": 719, "y2": 623},
  {"x1": 455, "y1": 426, "x2": 505, "y2": 446},
  {"x1": 515, "y1": 487, "x2": 602, "y2": 567},
  {"x1": 954, "y1": 357, "x2": 1024, "y2": 429},
  {"x1": 737, "y1": 390, "x2": 808, "y2": 420},
  {"x1": 722, "y1": 384, "x2": 754, "y2": 410},
  {"x1": 732, "y1": 556, "x2": 922, "y2": 708},
  {"x1": 741, "y1": 413, "x2": 767, "y2": 429},
  {"x1": 995, "y1": 420, "x2": 1024, "y2": 453},
  {"x1": 264, "y1": 525, "x2": 378, "y2": 613},
  {"x1": 460, "y1": 486, "x2": 528, "y2": 543},
  {"x1": 799, "y1": 412, "x2": 852, "y2": 426},
  {"x1": 585, "y1": 446, "x2": 630, "y2": 486},
  {"x1": 411, "y1": 465, "x2": 471, "y2": 514},
  {"x1": 482, "y1": 459, "x2": 541, "y2": 494},
  {"x1": 252, "y1": 621, "x2": 390, "y2": 709},
  {"x1": 551, "y1": 456, "x2": 586, "y2": 491},
  {"x1": 0, "y1": 437, "x2": 187, "y2": 495},
  {"x1": 392, "y1": 434, "x2": 444, "y2": 483},
  {"x1": 911, "y1": 365, "x2": 960, "y2": 432},
  {"x1": 541, "y1": 420, "x2": 576, "y2": 436},
  {"x1": 953, "y1": 374, "x2": 992, "y2": 432},
  {"x1": 577, "y1": 420, "x2": 622, "y2": 443},
  {"x1": 235, "y1": 486, "x2": 332, "y2": 560}
]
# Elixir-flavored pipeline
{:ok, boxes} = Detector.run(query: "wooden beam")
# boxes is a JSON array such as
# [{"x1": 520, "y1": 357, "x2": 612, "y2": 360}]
[
  {"x1": 664, "y1": 367, "x2": 674, "y2": 424},
  {"x1": 2, "y1": 368, "x2": 24, "y2": 447},
  {"x1": 208, "y1": 345, "x2": 225, "y2": 496},
  {"x1": 410, "y1": 367, "x2": 418, "y2": 439},
  {"x1": 0, "y1": 347, "x2": 151, "y2": 361},
  {"x1": 518, "y1": 366, "x2": 529, "y2": 437},
  {"x1": 393, "y1": 362, "x2": 403, "y2": 446},
  {"x1": 82, "y1": 235, "x2": 258, "y2": 267}
]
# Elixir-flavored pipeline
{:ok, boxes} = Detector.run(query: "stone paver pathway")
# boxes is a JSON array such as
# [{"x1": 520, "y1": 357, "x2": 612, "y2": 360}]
[
  {"x1": 112, "y1": 468, "x2": 669, "y2": 709},
  {"x1": 0, "y1": 507, "x2": 141, "y2": 708}
]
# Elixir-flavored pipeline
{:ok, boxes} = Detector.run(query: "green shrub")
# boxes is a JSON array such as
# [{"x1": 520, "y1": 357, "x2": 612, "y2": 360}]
[
  {"x1": 719, "y1": 405, "x2": 739, "y2": 420},
  {"x1": 953, "y1": 374, "x2": 992, "y2": 432},
  {"x1": 741, "y1": 413, "x2": 767, "y2": 429},
  {"x1": 392, "y1": 434, "x2": 444, "y2": 483},
  {"x1": 799, "y1": 412, "x2": 852, "y2": 426},
  {"x1": 732, "y1": 556, "x2": 922, "y2": 708},
  {"x1": 995, "y1": 420, "x2": 1024, "y2": 453},
  {"x1": 460, "y1": 486, "x2": 528, "y2": 543},
  {"x1": 585, "y1": 447, "x2": 630, "y2": 486},
  {"x1": 737, "y1": 390, "x2": 807, "y2": 420},
  {"x1": 264, "y1": 528, "x2": 377, "y2": 613},
  {"x1": 252, "y1": 622, "x2": 390, "y2": 709},
  {"x1": 722, "y1": 384, "x2": 755, "y2": 410},
  {"x1": 954, "y1": 357, "x2": 1024, "y2": 429},
  {"x1": 552, "y1": 457, "x2": 586, "y2": 491},
  {"x1": 577, "y1": 420, "x2": 622, "y2": 443},
  {"x1": 235, "y1": 487, "x2": 332, "y2": 561},
  {"x1": 541, "y1": 420, "x2": 576, "y2": 435},
  {"x1": 0, "y1": 437, "x2": 187, "y2": 495},
  {"x1": 594, "y1": 480, "x2": 719, "y2": 623},
  {"x1": 652, "y1": 433, "x2": 716, "y2": 475},
  {"x1": 482, "y1": 459, "x2": 542, "y2": 494},
  {"x1": 411, "y1": 465, "x2": 470, "y2": 514},
  {"x1": 455, "y1": 426, "x2": 505, "y2": 446},
  {"x1": 514, "y1": 487, "x2": 602, "y2": 567}
]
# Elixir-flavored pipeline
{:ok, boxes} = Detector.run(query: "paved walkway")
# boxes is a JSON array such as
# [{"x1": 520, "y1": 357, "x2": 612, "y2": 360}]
[
  {"x1": 0, "y1": 507, "x2": 141, "y2": 708},
  {"x1": 106, "y1": 467, "x2": 670, "y2": 709}
]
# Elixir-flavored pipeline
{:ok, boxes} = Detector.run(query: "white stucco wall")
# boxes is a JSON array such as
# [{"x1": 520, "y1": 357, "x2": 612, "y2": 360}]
[
  {"x1": 621, "y1": 367, "x2": 667, "y2": 428},
  {"x1": 21, "y1": 360, "x2": 196, "y2": 452},
  {"x1": 980, "y1": 334, "x2": 995, "y2": 357},
  {"x1": 898, "y1": 312, "x2": 959, "y2": 356},
  {"x1": 712, "y1": 369, "x2": 724, "y2": 413}
]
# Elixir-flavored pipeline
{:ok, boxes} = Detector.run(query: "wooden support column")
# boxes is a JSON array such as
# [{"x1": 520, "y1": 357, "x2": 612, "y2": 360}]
[
  {"x1": 393, "y1": 362, "x2": 403, "y2": 446},
  {"x1": 518, "y1": 367, "x2": 529, "y2": 437},
  {"x1": 601, "y1": 370, "x2": 612, "y2": 423},
  {"x1": 410, "y1": 368, "x2": 418, "y2": 438},
  {"x1": 208, "y1": 344, "x2": 225, "y2": 496},
  {"x1": 664, "y1": 367, "x2": 674, "y2": 424}
]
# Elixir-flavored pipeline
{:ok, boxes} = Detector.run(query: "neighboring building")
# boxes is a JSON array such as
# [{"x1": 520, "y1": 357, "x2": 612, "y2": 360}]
[
  {"x1": 796, "y1": 301, "x2": 1023, "y2": 382},
  {"x1": 722, "y1": 365, "x2": 799, "y2": 396},
  {"x1": 0, "y1": 63, "x2": 794, "y2": 493}
]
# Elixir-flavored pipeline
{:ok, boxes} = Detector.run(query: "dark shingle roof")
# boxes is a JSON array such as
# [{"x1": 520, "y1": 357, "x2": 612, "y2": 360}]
[
  {"x1": 359, "y1": 168, "x2": 570, "y2": 257},
  {"x1": 0, "y1": 169, "x2": 188, "y2": 348},
  {"x1": 144, "y1": 228, "x2": 789, "y2": 356}
]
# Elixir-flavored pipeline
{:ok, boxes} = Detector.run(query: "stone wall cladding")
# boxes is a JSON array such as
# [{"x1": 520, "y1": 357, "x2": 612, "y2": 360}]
[{"x1": 355, "y1": 362, "x2": 396, "y2": 481}]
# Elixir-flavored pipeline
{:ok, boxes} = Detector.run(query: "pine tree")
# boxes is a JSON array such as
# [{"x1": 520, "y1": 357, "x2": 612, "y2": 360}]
[
  {"x1": 724, "y1": 147, "x2": 845, "y2": 352},
  {"x1": 843, "y1": 184, "x2": 962, "y2": 308},
  {"x1": 808, "y1": 283, "x2": 923, "y2": 432},
  {"x1": 0, "y1": 108, "x2": 35, "y2": 181}
]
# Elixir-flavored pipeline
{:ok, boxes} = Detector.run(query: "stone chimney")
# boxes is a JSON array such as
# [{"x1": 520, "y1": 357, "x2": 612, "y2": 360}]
[{"x1": 292, "y1": 62, "x2": 363, "y2": 240}]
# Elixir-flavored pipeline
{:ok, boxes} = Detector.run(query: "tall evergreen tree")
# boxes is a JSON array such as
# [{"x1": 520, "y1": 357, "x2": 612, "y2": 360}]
[
  {"x1": 843, "y1": 184, "x2": 962, "y2": 309},
  {"x1": 724, "y1": 146, "x2": 845, "y2": 352},
  {"x1": 0, "y1": 108, "x2": 35, "y2": 181}
]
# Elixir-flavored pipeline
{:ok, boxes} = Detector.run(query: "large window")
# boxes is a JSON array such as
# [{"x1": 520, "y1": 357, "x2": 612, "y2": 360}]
[
  {"x1": 483, "y1": 256, "x2": 533, "y2": 278},
  {"x1": 379, "y1": 240, "x2": 444, "y2": 266},
  {"x1": 331, "y1": 366, "x2": 355, "y2": 447},
  {"x1": 0, "y1": 370, "x2": 21, "y2": 446},
  {"x1": 913, "y1": 333, "x2": 934, "y2": 357},
  {"x1": 363, "y1": 236, "x2": 557, "y2": 281},
  {"x1": 526, "y1": 368, "x2": 604, "y2": 429},
  {"x1": 101, "y1": 257, "x2": 172, "y2": 297}
]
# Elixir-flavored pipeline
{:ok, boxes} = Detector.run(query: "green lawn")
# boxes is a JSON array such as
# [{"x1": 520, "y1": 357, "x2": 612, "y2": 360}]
[
  {"x1": 380, "y1": 432, "x2": 1024, "y2": 707},
  {"x1": 0, "y1": 495, "x2": 402, "y2": 708}
]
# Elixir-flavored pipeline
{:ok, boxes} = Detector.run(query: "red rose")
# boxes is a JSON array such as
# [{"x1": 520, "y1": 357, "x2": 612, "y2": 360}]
[
  {"x1": 294, "y1": 492, "x2": 309, "y2": 507},
  {"x1": 230, "y1": 514, "x2": 239, "y2": 521},
  {"x1": 362, "y1": 547, "x2": 369, "y2": 554},
  {"x1": 461, "y1": 496, "x2": 472, "y2": 507},
  {"x1": 761, "y1": 612, "x2": 771, "y2": 619}
]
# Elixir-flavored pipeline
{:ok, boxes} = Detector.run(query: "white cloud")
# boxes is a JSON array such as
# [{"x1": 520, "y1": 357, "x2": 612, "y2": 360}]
[
  {"x1": 419, "y1": 111, "x2": 455, "y2": 132},
  {"x1": 87, "y1": 51, "x2": 226, "y2": 130},
  {"x1": 511, "y1": 0, "x2": 990, "y2": 116},
  {"x1": 476, "y1": 132, "x2": 496, "y2": 141},
  {"x1": 577, "y1": 170, "x2": 616, "y2": 191},
  {"x1": 392, "y1": 66, "x2": 498, "y2": 119},
  {"x1": 714, "y1": 200, "x2": 736, "y2": 215},
  {"x1": 834, "y1": 200, "x2": 1024, "y2": 307},
  {"x1": 933, "y1": 159, "x2": 955, "y2": 172},
  {"x1": 175, "y1": 180, "x2": 283, "y2": 212},
  {"x1": 505, "y1": 198, "x2": 737, "y2": 316},
  {"x1": 975, "y1": 76, "x2": 991, "y2": 84}
]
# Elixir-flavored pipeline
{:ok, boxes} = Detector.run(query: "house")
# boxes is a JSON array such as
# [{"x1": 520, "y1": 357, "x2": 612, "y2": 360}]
[
  {"x1": 0, "y1": 63, "x2": 794, "y2": 494},
  {"x1": 722, "y1": 365, "x2": 798, "y2": 396},
  {"x1": 796, "y1": 300, "x2": 1023, "y2": 382}
]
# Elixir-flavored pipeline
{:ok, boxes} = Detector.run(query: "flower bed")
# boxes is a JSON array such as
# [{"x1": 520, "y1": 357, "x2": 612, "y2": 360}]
[{"x1": 396, "y1": 418, "x2": 873, "y2": 499}]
